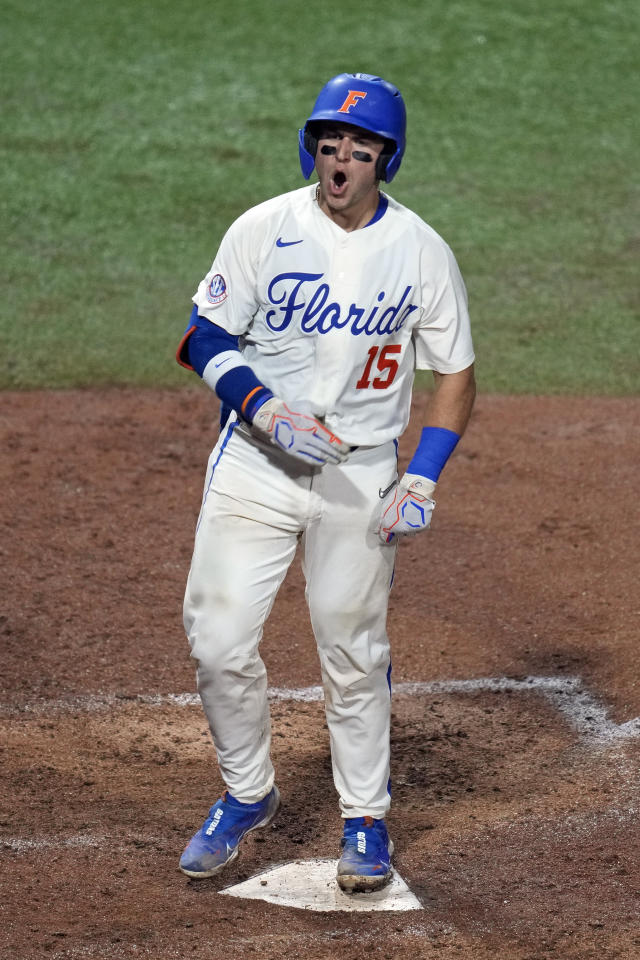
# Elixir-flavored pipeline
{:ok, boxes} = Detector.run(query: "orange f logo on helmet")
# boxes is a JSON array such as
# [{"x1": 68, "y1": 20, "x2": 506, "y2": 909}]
[{"x1": 337, "y1": 90, "x2": 367, "y2": 114}]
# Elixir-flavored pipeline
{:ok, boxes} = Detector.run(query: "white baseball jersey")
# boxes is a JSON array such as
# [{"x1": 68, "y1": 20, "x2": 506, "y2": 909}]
[{"x1": 193, "y1": 184, "x2": 474, "y2": 446}]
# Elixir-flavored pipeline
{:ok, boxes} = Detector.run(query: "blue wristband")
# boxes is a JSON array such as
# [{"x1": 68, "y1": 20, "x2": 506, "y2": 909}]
[
  {"x1": 408, "y1": 426, "x2": 460, "y2": 483},
  {"x1": 243, "y1": 387, "x2": 274, "y2": 422}
]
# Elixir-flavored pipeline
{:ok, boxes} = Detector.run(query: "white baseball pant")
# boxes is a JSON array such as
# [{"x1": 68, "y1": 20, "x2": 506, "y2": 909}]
[{"x1": 183, "y1": 418, "x2": 398, "y2": 818}]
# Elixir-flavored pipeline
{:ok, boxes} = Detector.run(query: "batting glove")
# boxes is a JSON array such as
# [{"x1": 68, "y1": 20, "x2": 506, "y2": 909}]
[
  {"x1": 251, "y1": 397, "x2": 349, "y2": 466},
  {"x1": 377, "y1": 472, "x2": 436, "y2": 544}
]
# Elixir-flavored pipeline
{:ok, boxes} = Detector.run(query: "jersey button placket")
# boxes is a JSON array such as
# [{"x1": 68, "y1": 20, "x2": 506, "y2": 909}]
[
  {"x1": 332, "y1": 235, "x2": 353, "y2": 297},
  {"x1": 307, "y1": 243, "x2": 350, "y2": 418}
]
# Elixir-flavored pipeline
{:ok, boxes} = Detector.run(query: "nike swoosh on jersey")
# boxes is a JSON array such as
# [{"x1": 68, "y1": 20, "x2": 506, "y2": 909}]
[{"x1": 276, "y1": 237, "x2": 304, "y2": 247}]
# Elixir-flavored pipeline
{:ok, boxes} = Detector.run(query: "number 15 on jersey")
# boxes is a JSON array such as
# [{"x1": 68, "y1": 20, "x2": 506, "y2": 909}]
[{"x1": 355, "y1": 344, "x2": 402, "y2": 390}]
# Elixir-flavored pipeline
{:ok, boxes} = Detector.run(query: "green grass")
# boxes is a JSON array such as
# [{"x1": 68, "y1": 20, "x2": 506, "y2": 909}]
[{"x1": 1, "y1": 0, "x2": 638, "y2": 393}]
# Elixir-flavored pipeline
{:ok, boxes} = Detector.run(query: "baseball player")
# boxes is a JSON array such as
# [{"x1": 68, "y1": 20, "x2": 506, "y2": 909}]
[{"x1": 176, "y1": 73, "x2": 475, "y2": 893}]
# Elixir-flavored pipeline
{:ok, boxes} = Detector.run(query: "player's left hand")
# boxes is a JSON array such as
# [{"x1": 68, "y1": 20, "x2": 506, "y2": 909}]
[{"x1": 377, "y1": 472, "x2": 436, "y2": 544}]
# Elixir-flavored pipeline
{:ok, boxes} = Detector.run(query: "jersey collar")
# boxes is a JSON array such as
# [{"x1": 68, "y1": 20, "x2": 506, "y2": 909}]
[{"x1": 364, "y1": 192, "x2": 388, "y2": 227}]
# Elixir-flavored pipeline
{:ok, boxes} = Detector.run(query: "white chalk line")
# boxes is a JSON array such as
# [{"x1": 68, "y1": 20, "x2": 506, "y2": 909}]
[
  {"x1": 2, "y1": 676, "x2": 639, "y2": 745},
  {"x1": 4, "y1": 834, "x2": 108, "y2": 853},
  {"x1": 4, "y1": 680, "x2": 637, "y2": 922}
]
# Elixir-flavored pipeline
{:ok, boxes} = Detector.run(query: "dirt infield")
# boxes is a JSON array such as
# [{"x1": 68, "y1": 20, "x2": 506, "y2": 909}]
[{"x1": 1, "y1": 388, "x2": 638, "y2": 959}]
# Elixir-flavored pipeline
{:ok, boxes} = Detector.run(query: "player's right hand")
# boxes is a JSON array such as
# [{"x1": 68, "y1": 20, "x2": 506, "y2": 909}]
[{"x1": 251, "y1": 397, "x2": 349, "y2": 466}]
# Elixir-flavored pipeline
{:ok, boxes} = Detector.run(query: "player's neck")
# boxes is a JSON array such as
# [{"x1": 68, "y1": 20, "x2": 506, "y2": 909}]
[{"x1": 316, "y1": 183, "x2": 380, "y2": 233}]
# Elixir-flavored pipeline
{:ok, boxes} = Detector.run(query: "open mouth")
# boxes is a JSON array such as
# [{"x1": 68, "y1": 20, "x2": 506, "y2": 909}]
[{"x1": 330, "y1": 171, "x2": 347, "y2": 194}]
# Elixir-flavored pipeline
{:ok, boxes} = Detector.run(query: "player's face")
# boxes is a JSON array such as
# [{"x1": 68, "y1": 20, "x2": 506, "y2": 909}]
[{"x1": 315, "y1": 123, "x2": 385, "y2": 230}]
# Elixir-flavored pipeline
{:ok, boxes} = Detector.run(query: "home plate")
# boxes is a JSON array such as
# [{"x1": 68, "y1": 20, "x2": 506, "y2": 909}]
[{"x1": 220, "y1": 858, "x2": 422, "y2": 912}]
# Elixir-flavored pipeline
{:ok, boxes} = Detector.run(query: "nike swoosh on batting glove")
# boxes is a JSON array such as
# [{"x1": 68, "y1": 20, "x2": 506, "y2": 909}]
[
  {"x1": 251, "y1": 397, "x2": 349, "y2": 466},
  {"x1": 377, "y1": 472, "x2": 436, "y2": 544}
]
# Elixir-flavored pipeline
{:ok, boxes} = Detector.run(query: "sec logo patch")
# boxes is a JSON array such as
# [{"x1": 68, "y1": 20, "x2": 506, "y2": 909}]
[{"x1": 206, "y1": 274, "x2": 227, "y2": 304}]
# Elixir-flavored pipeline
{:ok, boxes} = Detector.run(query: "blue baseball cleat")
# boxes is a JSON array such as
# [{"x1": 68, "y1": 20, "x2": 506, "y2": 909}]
[
  {"x1": 179, "y1": 785, "x2": 280, "y2": 878},
  {"x1": 336, "y1": 815, "x2": 394, "y2": 892}
]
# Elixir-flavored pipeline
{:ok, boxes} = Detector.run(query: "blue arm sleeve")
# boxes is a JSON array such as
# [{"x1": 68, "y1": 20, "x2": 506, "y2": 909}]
[
  {"x1": 176, "y1": 305, "x2": 239, "y2": 375},
  {"x1": 407, "y1": 426, "x2": 461, "y2": 483},
  {"x1": 176, "y1": 306, "x2": 272, "y2": 422}
]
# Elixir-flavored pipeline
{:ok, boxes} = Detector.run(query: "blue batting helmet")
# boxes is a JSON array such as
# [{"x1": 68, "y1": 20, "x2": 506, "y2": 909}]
[{"x1": 298, "y1": 73, "x2": 407, "y2": 183}]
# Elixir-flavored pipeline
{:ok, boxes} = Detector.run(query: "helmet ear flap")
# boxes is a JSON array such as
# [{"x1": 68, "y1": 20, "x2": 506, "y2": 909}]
[
  {"x1": 298, "y1": 124, "x2": 317, "y2": 179},
  {"x1": 303, "y1": 124, "x2": 318, "y2": 160},
  {"x1": 375, "y1": 141, "x2": 394, "y2": 181}
]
